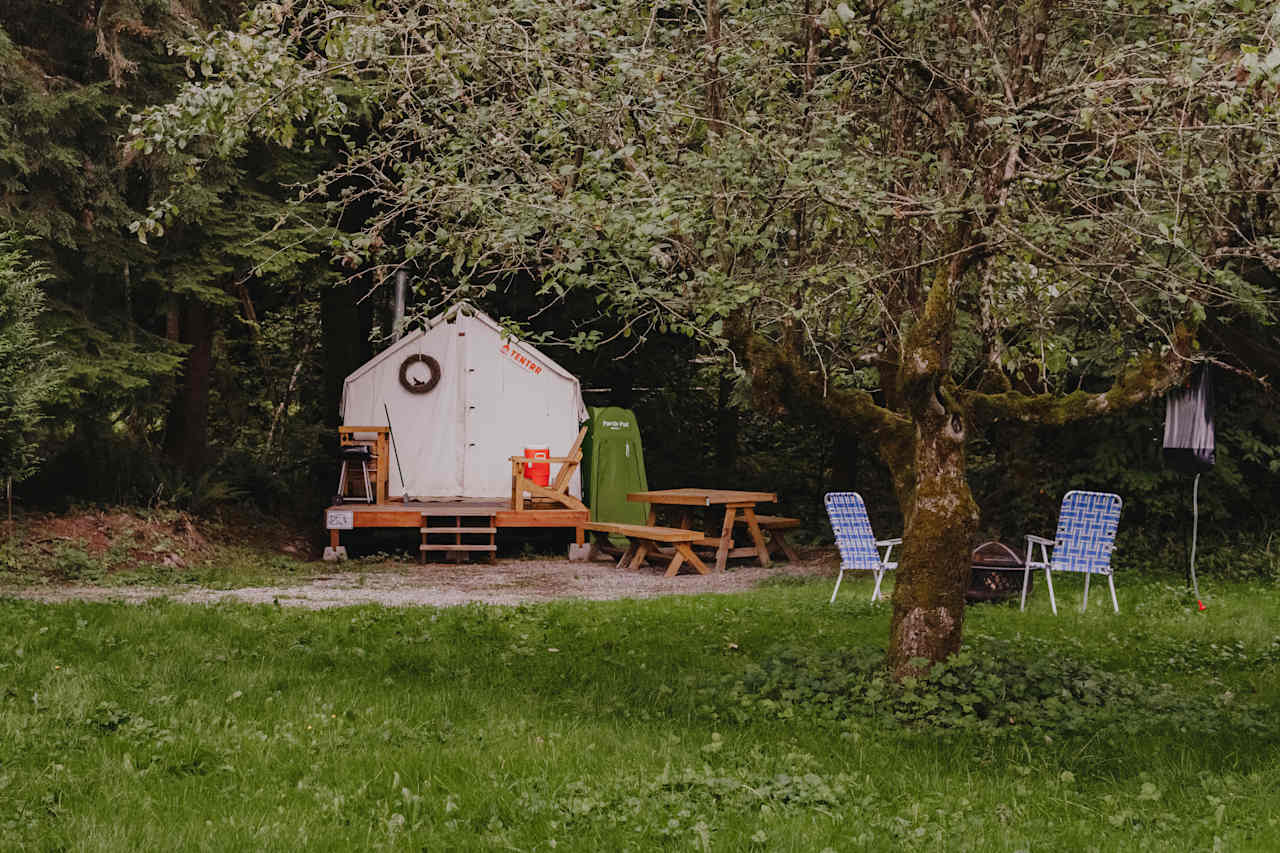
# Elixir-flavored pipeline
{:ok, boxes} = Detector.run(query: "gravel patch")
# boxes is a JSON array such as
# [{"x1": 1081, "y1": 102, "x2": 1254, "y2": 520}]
[{"x1": 4, "y1": 553, "x2": 837, "y2": 609}]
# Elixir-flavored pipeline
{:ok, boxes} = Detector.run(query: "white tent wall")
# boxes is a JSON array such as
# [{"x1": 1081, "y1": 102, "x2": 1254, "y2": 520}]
[
  {"x1": 338, "y1": 322, "x2": 466, "y2": 498},
  {"x1": 399, "y1": 320, "x2": 467, "y2": 498},
  {"x1": 339, "y1": 308, "x2": 587, "y2": 501}
]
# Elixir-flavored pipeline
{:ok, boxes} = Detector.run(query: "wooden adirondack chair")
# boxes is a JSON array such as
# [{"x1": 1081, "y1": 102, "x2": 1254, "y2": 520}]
[{"x1": 509, "y1": 426, "x2": 588, "y2": 512}]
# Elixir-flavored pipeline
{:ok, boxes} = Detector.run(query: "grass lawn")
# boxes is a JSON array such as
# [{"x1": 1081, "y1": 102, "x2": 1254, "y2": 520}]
[{"x1": 2, "y1": 573, "x2": 1278, "y2": 851}]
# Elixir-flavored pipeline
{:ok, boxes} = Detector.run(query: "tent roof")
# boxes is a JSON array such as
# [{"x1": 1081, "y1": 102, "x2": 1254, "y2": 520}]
[
  {"x1": 340, "y1": 306, "x2": 581, "y2": 384},
  {"x1": 335, "y1": 303, "x2": 586, "y2": 420},
  {"x1": 342, "y1": 305, "x2": 582, "y2": 389},
  {"x1": 429, "y1": 305, "x2": 583, "y2": 386},
  {"x1": 342, "y1": 327, "x2": 427, "y2": 389}
]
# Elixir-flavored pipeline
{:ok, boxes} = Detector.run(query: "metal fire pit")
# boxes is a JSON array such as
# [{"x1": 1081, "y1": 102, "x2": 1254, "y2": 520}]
[{"x1": 967, "y1": 541, "x2": 1029, "y2": 604}]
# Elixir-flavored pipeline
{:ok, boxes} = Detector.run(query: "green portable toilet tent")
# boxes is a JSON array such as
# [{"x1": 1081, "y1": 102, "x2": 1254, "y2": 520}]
[{"x1": 581, "y1": 407, "x2": 648, "y2": 525}]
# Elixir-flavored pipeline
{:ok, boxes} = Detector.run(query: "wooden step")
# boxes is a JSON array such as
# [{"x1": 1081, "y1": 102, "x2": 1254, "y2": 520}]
[
  {"x1": 420, "y1": 526, "x2": 497, "y2": 534},
  {"x1": 419, "y1": 544, "x2": 497, "y2": 552}
]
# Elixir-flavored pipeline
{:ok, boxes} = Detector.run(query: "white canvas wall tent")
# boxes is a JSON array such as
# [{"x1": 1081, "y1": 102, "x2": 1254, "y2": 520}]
[{"x1": 339, "y1": 306, "x2": 588, "y2": 501}]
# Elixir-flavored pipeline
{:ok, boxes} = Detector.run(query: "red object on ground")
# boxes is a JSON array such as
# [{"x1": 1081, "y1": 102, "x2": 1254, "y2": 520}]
[
  {"x1": 523, "y1": 445, "x2": 550, "y2": 487},
  {"x1": 1198, "y1": 600, "x2": 1207, "y2": 611}
]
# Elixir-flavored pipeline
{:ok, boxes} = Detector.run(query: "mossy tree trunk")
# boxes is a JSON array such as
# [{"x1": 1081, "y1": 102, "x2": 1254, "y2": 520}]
[
  {"x1": 747, "y1": 260, "x2": 1192, "y2": 680},
  {"x1": 888, "y1": 405, "x2": 979, "y2": 676},
  {"x1": 885, "y1": 252, "x2": 980, "y2": 677}
]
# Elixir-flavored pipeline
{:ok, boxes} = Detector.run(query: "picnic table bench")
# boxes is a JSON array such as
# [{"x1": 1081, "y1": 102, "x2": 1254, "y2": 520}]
[
  {"x1": 628, "y1": 488, "x2": 778, "y2": 571},
  {"x1": 734, "y1": 514, "x2": 802, "y2": 562},
  {"x1": 582, "y1": 522, "x2": 711, "y2": 577}
]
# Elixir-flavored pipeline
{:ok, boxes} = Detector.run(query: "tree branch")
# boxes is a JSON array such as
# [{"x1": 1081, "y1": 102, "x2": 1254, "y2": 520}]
[
  {"x1": 746, "y1": 334, "x2": 911, "y2": 461},
  {"x1": 965, "y1": 324, "x2": 1196, "y2": 426}
]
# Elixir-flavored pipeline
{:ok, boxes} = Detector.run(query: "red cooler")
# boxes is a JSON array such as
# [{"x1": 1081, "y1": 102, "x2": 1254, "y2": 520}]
[{"x1": 523, "y1": 445, "x2": 550, "y2": 487}]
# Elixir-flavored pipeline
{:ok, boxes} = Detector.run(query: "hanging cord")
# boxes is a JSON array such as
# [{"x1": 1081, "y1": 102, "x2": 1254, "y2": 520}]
[
  {"x1": 383, "y1": 402, "x2": 410, "y2": 501},
  {"x1": 1189, "y1": 473, "x2": 1201, "y2": 600}
]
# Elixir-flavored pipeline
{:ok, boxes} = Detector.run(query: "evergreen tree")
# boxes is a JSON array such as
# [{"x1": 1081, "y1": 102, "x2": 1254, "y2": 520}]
[
  {"x1": 0, "y1": 235, "x2": 62, "y2": 491},
  {"x1": 2, "y1": 1, "x2": 346, "y2": 505}
]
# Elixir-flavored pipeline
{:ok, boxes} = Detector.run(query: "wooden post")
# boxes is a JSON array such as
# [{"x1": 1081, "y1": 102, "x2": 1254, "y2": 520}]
[
  {"x1": 628, "y1": 541, "x2": 651, "y2": 570},
  {"x1": 377, "y1": 429, "x2": 390, "y2": 503},
  {"x1": 715, "y1": 506, "x2": 737, "y2": 572},
  {"x1": 511, "y1": 459, "x2": 526, "y2": 512},
  {"x1": 740, "y1": 505, "x2": 772, "y2": 569}
]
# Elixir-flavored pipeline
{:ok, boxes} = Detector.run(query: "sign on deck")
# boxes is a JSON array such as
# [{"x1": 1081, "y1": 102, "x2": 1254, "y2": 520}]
[{"x1": 326, "y1": 509, "x2": 354, "y2": 530}]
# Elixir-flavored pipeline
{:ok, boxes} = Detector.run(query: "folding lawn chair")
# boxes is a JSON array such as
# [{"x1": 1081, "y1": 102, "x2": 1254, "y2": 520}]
[
  {"x1": 1024, "y1": 490, "x2": 1123, "y2": 614},
  {"x1": 824, "y1": 492, "x2": 901, "y2": 603}
]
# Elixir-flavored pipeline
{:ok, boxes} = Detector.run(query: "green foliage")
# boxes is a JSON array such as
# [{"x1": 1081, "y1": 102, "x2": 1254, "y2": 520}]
[
  {"x1": 128, "y1": 0, "x2": 1280, "y2": 515},
  {"x1": 717, "y1": 637, "x2": 1273, "y2": 736},
  {"x1": 0, "y1": 235, "x2": 62, "y2": 483},
  {"x1": 0, "y1": 6, "x2": 191, "y2": 401},
  {"x1": 2, "y1": 2, "x2": 344, "y2": 511},
  {"x1": 129, "y1": 0, "x2": 1280, "y2": 372},
  {"x1": 148, "y1": 470, "x2": 250, "y2": 515},
  {"x1": 965, "y1": 367, "x2": 1280, "y2": 566}
]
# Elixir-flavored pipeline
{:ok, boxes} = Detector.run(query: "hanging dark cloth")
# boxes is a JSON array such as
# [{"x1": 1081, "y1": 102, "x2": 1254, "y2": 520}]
[{"x1": 1163, "y1": 364, "x2": 1215, "y2": 474}]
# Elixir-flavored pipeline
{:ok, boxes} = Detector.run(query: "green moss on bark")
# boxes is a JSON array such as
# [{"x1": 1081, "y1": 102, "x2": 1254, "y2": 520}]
[
  {"x1": 887, "y1": 359, "x2": 978, "y2": 677},
  {"x1": 746, "y1": 335, "x2": 914, "y2": 487},
  {"x1": 966, "y1": 325, "x2": 1195, "y2": 426}
]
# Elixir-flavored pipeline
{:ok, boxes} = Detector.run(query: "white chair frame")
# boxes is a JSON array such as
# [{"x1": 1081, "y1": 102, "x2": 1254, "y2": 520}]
[
  {"x1": 825, "y1": 491, "x2": 901, "y2": 604},
  {"x1": 829, "y1": 537, "x2": 902, "y2": 604},
  {"x1": 1023, "y1": 490, "x2": 1122, "y2": 614}
]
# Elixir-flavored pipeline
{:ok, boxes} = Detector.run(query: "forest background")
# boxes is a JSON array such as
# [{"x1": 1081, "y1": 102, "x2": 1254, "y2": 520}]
[{"x1": 2, "y1": 0, "x2": 1278, "y2": 582}]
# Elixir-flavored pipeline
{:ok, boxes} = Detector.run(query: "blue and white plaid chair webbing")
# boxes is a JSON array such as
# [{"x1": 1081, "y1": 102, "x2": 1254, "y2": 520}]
[
  {"x1": 824, "y1": 492, "x2": 881, "y2": 570},
  {"x1": 1051, "y1": 490, "x2": 1122, "y2": 575}
]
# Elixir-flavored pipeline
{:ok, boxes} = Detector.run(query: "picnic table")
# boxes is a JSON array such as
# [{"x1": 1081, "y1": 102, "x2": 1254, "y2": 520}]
[{"x1": 627, "y1": 488, "x2": 778, "y2": 571}]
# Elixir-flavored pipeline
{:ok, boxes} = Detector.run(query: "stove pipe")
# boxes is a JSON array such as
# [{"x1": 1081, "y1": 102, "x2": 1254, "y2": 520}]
[{"x1": 392, "y1": 269, "x2": 408, "y2": 340}]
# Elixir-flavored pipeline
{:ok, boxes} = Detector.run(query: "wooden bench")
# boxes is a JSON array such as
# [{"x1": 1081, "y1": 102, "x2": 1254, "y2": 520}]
[
  {"x1": 582, "y1": 522, "x2": 710, "y2": 577},
  {"x1": 734, "y1": 514, "x2": 801, "y2": 562}
]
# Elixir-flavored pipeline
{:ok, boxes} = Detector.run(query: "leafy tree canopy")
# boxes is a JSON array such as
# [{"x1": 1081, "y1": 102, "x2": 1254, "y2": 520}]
[{"x1": 131, "y1": 0, "x2": 1279, "y2": 672}]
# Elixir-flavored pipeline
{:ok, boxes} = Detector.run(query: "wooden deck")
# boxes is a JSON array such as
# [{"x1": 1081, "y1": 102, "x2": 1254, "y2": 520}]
[{"x1": 324, "y1": 498, "x2": 587, "y2": 561}]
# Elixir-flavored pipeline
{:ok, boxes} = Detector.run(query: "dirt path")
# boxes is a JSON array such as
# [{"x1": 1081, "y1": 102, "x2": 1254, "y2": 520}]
[{"x1": 3, "y1": 554, "x2": 836, "y2": 609}]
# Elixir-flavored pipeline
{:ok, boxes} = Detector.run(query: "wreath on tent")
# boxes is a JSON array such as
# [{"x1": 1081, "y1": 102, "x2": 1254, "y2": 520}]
[{"x1": 399, "y1": 354, "x2": 441, "y2": 394}]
